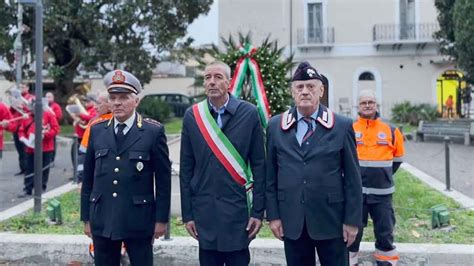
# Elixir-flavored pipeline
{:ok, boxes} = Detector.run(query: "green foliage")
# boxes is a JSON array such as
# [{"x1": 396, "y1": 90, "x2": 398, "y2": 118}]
[
  {"x1": 435, "y1": 0, "x2": 474, "y2": 82},
  {"x1": 195, "y1": 32, "x2": 296, "y2": 115},
  {"x1": 2, "y1": 170, "x2": 473, "y2": 244},
  {"x1": 137, "y1": 97, "x2": 171, "y2": 122},
  {"x1": 164, "y1": 117, "x2": 183, "y2": 135},
  {"x1": 0, "y1": 1, "x2": 213, "y2": 101},
  {"x1": 391, "y1": 101, "x2": 440, "y2": 126},
  {"x1": 453, "y1": 0, "x2": 474, "y2": 83}
]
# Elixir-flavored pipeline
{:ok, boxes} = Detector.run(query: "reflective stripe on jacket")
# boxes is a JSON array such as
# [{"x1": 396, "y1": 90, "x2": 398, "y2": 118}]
[{"x1": 353, "y1": 116, "x2": 404, "y2": 195}]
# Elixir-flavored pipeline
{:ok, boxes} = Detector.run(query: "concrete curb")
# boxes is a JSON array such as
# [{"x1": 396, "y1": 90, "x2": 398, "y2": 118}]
[
  {"x1": 0, "y1": 234, "x2": 472, "y2": 265},
  {"x1": 401, "y1": 163, "x2": 474, "y2": 210},
  {"x1": 0, "y1": 182, "x2": 79, "y2": 223}
]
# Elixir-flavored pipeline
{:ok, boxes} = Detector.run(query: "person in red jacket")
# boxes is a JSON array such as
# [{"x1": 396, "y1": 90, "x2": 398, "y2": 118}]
[
  {"x1": 46, "y1": 92, "x2": 63, "y2": 164},
  {"x1": 70, "y1": 95, "x2": 97, "y2": 179},
  {"x1": 0, "y1": 101, "x2": 13, "y2": 159},
  {"x1": 17, "y1": 107, "x2": 60, "y2": 198}
]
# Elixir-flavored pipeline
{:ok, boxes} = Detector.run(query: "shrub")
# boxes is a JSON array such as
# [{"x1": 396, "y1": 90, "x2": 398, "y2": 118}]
[
  {"x1": 137, "y1": 97, "x2": 171, "y2": 122},
  {"x1": 391, "y1": 101, "x2": 440, "y2": 126}
]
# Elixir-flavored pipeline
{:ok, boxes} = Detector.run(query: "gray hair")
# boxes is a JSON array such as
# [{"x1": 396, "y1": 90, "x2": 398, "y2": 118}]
[
  {"x1": 358, "y1": 89, "x2": 377, "y2": 102},
  {"x1": 97, "y1": 91, "x2": 109, "y2": 102},
  {"x1": 206, "y1": 61, "x2": 232, "y2": 79}
]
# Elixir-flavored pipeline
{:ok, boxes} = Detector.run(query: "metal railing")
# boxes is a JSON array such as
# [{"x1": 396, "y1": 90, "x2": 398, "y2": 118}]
[
  {"x1": 297, "y1": 27, "x2": 335, "y2": 46},
  {"x1": 373, "y1": 23, "x2": 439, "y2": 43}
]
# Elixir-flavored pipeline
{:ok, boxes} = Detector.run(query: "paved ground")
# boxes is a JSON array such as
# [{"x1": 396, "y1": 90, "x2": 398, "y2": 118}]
[
  {"x1": 404, "y1": 139, "x2": 474, "y2": 198},
  {"x1": 0, "y1": 144, "x2": 73, "y2": 212}
]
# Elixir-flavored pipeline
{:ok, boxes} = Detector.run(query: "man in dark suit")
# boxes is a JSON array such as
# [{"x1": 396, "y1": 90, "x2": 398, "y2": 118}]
[
  {"x1": 80, "y1": 70, "x2": 171, "y2": 266},
  {"x1": 180, "y1": 61, "x2": 266, "y2": 266},
  {"x1": 265, "y1": 62, "x2": 362, "y2": 266}
]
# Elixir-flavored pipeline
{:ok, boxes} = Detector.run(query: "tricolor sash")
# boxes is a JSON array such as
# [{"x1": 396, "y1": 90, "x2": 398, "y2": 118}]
[{"x1": 193, "y1": 100, "x2": 254, "y2": 211}]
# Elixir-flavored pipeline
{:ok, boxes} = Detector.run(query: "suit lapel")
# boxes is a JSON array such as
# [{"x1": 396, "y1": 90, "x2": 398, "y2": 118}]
[
  {"x1": 302, "y1": 105, "x2": 333, "y2": 156},
  {"x1": 104, "y1": 118, "x2": 118, "y2": 154}
]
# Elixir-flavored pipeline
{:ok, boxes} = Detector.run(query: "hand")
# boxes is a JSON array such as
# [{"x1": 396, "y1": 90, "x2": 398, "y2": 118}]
[
  {"x1": 185, "y1": 221, "x2": 199, "y2": 240},
  {"x1": 0, "y1": 120, "x2": 8, "y2": 128},
  {"x1": 151, "y1": 222, "x2": 167, "y2": 244},
  {"x1": 343, "y1": 224, "x2": 358, "y2": 247},
  {"x1": 268, "y1": 219, "x2": 284, "y2": 241},
  {"x1": 246, "y1": 217, "x2": 262, "y2": 239},
  {"x1": 83, "y1": 222, "x2": 91, "y2": 238}
]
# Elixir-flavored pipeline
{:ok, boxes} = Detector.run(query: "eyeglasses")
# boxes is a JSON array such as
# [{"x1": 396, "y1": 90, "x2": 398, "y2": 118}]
[{"x1": 359, "y1": 101, "x2": 376, "y2": 106}]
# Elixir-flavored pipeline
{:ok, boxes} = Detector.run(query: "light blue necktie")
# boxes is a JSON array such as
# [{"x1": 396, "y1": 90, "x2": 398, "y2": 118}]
[{"x1": 217, "y1": 108, "x2": 225, "y2": 128}]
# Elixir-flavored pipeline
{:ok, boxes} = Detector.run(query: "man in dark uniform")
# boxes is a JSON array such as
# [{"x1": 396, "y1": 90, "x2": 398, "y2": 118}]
[
  {"x1": 80, "y1": 70, "x2": 171, "y2": 266},
  {"x1": 265, "y1": 62, "x2": 362, "y2": 266},
  {"x1": 180, "y1": 61, "x2": 266, "y2": 265}
]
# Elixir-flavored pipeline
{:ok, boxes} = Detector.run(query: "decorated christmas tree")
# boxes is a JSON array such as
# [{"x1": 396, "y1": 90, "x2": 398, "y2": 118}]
[{"x1": 195, "y1": 33, "x2": 295, "y2": 127}]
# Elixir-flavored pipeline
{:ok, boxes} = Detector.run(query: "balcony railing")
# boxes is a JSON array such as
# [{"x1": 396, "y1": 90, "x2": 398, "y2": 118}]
[
  {"x1": 373, "y1": 23, "x2": 439, "y2": 44},
  {"x1": 297, "y1": 27, "x2": 335, "y2": 47}
]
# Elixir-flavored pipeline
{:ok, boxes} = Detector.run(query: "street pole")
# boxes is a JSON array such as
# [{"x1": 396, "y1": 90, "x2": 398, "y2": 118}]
[
  {"x1": 33, "y1": 0, "x2": 43, "y2": 214},
  {"x1": 15, "y1": 3, "x2": 23, "y2": 87},
  {"x1": 444, "y1": 136, "x2": 451, "y2": 191}
]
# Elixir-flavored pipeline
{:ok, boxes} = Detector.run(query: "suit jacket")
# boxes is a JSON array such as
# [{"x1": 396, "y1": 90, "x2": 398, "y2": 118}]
[
  {"x1": 80, "y1": 113, "x2": 171, "y2": 240},
  {"x1": 179, "y1": 95, "x2": 265, "y2": 252},
  {"x1": 266, "y1": 105, "x2": 362, "y2": 241}
]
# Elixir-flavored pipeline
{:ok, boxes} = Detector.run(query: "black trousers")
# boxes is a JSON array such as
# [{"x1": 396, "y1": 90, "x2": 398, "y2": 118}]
[
  {"x1": 92, "y1": 235, "x2": 153, "y2": 266},
  {"x1": 13, "y1": 132, "x2": 27, "y2": 172},
  {"x1": 283, "y1": 224, "x2": 348, "y2": 266},
  {"x1": 24, "y1": 151, "x2": 53, "y2": 193},
  {"x1": 199, "y1": 248, "x2": 250, "y2": 266},
  {"x1": 349, "y1": 195, "x2": 396, "y2": 253}
]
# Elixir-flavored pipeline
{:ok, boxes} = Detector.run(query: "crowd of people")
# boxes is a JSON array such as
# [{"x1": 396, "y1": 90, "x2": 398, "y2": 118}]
[
  {"x1": 73, "y1": 63, "x2": 405, "y2": 266},
  {"x1": 0, "y1": 61, "x2": 408, "y2": 265},
  {"x1": 0, "y1": 83, "x2": 110, "y2": 198}
]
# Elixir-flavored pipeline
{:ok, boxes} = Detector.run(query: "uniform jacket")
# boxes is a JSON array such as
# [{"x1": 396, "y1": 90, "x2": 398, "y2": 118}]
[
  {"x1": 75, "y1": 105, "x2": 97, "y2": 138},
  {"x1": 18, "y1": 110, "x2": 59, "y2": 153},
  {"x1": 0, "y1": 103, "x2": 12, "y2": 150},
  {"x1": 353, "y1": 115, "x2": 404, "y2": 197},
  {"x1": 49, "y1": 101, "x2": 63, "y2": 122},
  {"x1": 266, "y1": 105, "x2": 362, "y2": 241},
  {"x1": 80, "y1": 113, "x2": 171, "y2": 240},
  {"x1": 180, "y1": 95, "x2": 266, "y2": 252}
]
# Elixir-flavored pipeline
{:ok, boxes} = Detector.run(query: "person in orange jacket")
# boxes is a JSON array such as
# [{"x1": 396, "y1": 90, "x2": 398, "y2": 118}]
[
  {"x1": 76, "y1": 92, "x2": 112, "y2": 183},
  {"x1": 349, "y1": 90, "x2": 405, "y2": 266},
  {"x1": 17, "y1": 103, "x2": 60, "y2": 198}
]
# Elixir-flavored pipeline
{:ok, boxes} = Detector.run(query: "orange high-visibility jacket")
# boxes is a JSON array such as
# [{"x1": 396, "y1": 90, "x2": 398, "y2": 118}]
[
  {"x1": 353, "y1": 116, "x2": 404, "y2": 195},
  {"x1": 79, "y1": 113, "x2": 113, "y2": 153}
]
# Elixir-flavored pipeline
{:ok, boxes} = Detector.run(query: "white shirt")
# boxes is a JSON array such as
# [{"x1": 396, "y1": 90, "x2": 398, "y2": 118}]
[{"x1": 114, "y1": 112, "x2": 136, "y2": 135}]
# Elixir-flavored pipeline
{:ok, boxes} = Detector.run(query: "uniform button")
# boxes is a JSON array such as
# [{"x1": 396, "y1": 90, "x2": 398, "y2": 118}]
[
  {"x1": 112, "y1": 192, "x2": 117, "y2": 197},
  {"x1": 114, "y1": 168, "x2": 119, "y2": 173},
  {"x1": 92, "y1": 198, "x2": 95, "y2": 201},
  {"x1": 143, "y1": 199, "x2": 147, "y2": 203},
  {"x1": 139, "y1": 155, "x2": 142, "y2": 159},
  {"x1": 303, "y1": 180, "x2": 307, "y2": 184},
  {"x1": 306, "y1": 142, "x2": 310, "y2": 145},
  {"x1": 301, "y1": 200, "x2": 305, "y2": 204},
  {"x1": 303, "y1": 162, "x2": 307, "y2": 166},
  {"x1": 113, "y1": 180, "x2": 118, "y2": 185},
  {"x1": 116, "y1": 156, "x2": 120, "y2": 161}
]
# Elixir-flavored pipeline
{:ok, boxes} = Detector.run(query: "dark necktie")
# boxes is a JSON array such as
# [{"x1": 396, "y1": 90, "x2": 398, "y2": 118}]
[
  {"x1": 302, "y1": 117, "x2": 314, "y2": 144},
  {"x1": 116, "y1": 123, "x2": 126, "y2": 147}
]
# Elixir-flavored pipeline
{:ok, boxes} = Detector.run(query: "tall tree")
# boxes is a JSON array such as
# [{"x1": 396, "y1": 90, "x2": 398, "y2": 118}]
[
  {"x1": 0, "y1": 0, "x2": 212, "y2": 102},
  {"x1": 453, "y1": 0, "x2": 474, "y2": 82},
  {"x1": 435, "y1": 0, "x2": 474, "y2": 82}
]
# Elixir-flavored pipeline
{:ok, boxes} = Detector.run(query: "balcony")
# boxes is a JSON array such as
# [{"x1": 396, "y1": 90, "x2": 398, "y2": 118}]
[
  {"x1": 373, "y1": 23, "x2": 439, "y2": 49},
  {"x1": 297, "y1": 27, "x2": 335, "y2": 50}
]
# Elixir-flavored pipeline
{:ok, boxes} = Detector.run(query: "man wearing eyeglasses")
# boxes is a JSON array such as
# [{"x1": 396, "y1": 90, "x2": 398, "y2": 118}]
[
  {"x1": 349, "y1": 90, "x2": 405, "y2": 266},
  {"x1": 266, "y1": 62, "x2": 362, "y2": 266}
]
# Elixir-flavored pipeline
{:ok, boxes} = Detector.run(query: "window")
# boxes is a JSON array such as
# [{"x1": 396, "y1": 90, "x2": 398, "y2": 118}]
[
  {"x1": 307, "y1": 3, "x2": 323, "y2": 43},
  {"x1": 400, "y1": 0, "x2": 415, "y2": 39},
  {"x1": 359, "y1": 72, "x2": 375, "y2": 81}
]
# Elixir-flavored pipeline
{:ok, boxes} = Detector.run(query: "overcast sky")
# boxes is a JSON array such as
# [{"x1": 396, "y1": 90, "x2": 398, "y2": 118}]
[{"x1": 185, "y1": 0, "x2": 218, "y2": 46}]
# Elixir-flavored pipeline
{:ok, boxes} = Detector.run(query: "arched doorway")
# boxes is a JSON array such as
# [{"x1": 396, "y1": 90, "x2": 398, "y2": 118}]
[
  {"x1": 436, "y1": 70, "x2": 465, "y2": 118},
  {"x1": 352, "y1": 68, "x2": 382, "y2": 117}
]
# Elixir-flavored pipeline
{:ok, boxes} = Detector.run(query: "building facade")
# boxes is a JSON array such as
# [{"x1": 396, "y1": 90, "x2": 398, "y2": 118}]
[{"x1": 218, "y1": 0, "x2": 456, "y2": 117}]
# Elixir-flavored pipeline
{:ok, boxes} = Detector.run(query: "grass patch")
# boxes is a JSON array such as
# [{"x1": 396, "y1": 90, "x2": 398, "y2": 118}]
[
  {"x1": 164, "y1": 117, "x2": 183, "y2": 135},
  {"x1": 1, "y1": 169, "x2": 473, "y2": 244}
]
